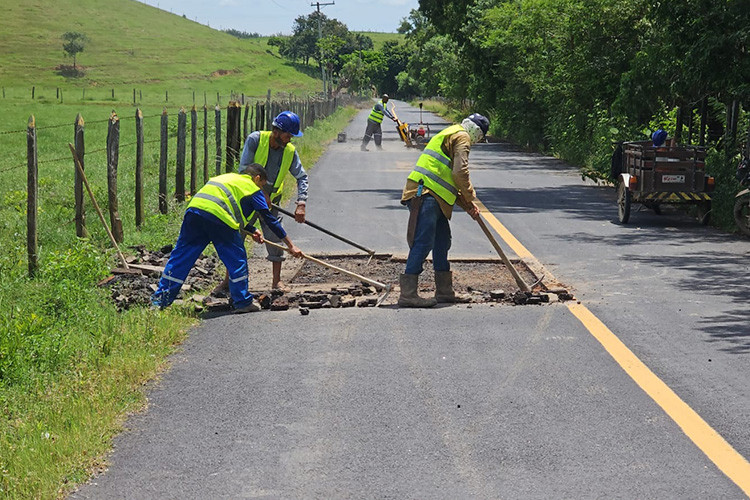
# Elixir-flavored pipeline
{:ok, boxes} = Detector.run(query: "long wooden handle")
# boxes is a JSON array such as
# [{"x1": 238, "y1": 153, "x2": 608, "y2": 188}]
[
  {"x1": 272, "y1": 204, "x2": 375, "y2": 256},
  {"x1": 247, "y1": 232, "x2": 387, "y2": 290},
  {"x1": 476, "y1": 216, "x2": 530, "y2": 292},
  {"x1": 68, "y1": 143, "x2": 130, "y2": 270}
]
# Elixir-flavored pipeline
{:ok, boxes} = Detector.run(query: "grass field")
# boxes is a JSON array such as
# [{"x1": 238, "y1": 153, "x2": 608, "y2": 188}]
[
  {"x1": 355, "y1": 31, "x2": 405, "y2": 50},
  {"x1": 0, "y1": 0, "x2": 321, "y2": 101}
]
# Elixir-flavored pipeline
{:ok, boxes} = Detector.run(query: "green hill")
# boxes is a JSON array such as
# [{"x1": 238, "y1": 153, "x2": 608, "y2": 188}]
[
  {"x1": 0, "y1": 0, "x2": 320, "y2": 98},
  {"x1": 355, "y1": 31, "x2": 405, "y2": 50}
]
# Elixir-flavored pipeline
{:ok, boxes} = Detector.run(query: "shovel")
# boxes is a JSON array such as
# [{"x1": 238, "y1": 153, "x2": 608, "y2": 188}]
[
  {"x1": 271, "y1": 203, "x2": 376, "y2": 262},
  {"x1": 68, "y1": 144, "x2": 130, "y2": 270},
  {"x1": 242, "y1": 231, "x2": 392, "y2": 306},
  {"x1": 476, "y1": 216, "x2": 531, "y2": 292}
]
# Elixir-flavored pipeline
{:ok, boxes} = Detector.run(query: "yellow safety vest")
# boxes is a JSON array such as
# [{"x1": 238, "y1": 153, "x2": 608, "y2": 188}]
[
  {"x1": 407, "y1": 124, "x2": 465, "y2": 206},
  {"x1": 253, "y1": 131, "x2": 295, "y2": 204},
  {"x1": 188, "y1": 173, "x2": 260, "y2": 230},
  {"x1": 368, "y1": 100, "x2": 386, "y2": 123}
]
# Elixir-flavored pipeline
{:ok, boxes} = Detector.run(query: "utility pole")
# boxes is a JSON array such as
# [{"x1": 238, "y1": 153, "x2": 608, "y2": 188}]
[{"x1": 311, "y1": 1, "x2": 335, "y2": 96}]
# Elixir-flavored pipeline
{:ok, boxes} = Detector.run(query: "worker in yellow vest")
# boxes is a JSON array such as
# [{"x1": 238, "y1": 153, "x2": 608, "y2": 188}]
[
  {"x1": 361, "y1": 94, "x2": 396, "y2": 151},
  {"x1": 398, "y1": 113, "x2": 490, "y2": 307},
  {"x1": 151, "y1": 164, "x2": 302, "y2": 313},
  {"x1": 213, "y1": 111, "x2": 308, "y2": 293}
]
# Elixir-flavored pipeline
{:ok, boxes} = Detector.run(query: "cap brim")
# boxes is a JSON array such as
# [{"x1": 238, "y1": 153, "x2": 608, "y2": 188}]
[{"x1": 293, "y1": 131, "x2": 303, "y2": 137}]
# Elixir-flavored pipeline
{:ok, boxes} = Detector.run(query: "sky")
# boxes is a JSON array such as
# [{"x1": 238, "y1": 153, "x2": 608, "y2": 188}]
[{"x1": 136, "y1": 0, "x2": 420, "y2": 35}]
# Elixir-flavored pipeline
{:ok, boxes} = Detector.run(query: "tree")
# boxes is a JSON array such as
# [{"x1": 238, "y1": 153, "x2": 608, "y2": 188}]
[{"x1": 62, "y1": 32, "x2": 87, "y2": 69}]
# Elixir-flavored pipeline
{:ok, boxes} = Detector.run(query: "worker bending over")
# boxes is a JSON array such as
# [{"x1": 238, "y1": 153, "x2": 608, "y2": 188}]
[
  {"x1": 151, "y1": 165, "x2": 302, "y2": 313},
  {"x1": 361, "y1": 94, "x2": 396, "y2": 151},
  {"x1": 398, "y1": 113, "x2": 490, "y2": 307}
]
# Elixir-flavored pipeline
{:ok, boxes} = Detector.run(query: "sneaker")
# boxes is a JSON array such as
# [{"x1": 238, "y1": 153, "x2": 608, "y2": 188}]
[
  {"x1": 233, "y1": 302, "x2": 261, "y2": 314},
  {"x1": 360, "y1": 146, "x2": 369, "y2": 151}
]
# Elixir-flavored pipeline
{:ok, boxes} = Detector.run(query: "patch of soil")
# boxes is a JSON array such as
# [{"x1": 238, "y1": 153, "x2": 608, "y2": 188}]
[
  {"x1": 100, "y1": 248, "x2": 572, "y2": 313},
  {"x1": 55, "y1": 65, "x2": 86, "y2": 78},
  {"x1": 211, "y1": 68, "x2": 238, "y2": 77},
  {"x1": 290, "y1": 254, "x2": 565, "y2": 306}
]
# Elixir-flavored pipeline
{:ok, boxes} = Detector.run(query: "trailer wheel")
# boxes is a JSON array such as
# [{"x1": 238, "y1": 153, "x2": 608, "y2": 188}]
[
  {"x1": 617, "y1": 182, "x2": 631, "y2": 223},
  {"x1": 697, "y1": 201, "x2": 711, "y2": 225},
  {"x1": 733, "y1": 196, "x2": 750, "y2": 236}
]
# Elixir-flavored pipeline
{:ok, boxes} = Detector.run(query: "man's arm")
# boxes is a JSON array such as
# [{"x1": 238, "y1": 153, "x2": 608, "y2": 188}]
[
  {"x1": 382, "y1": 103, "x2": 396, "y2": 121},
  {"x1": 289, "y1": 151, "x2": 308, "y2": 222},
  {"x1": 448, "y1": 132, "x2": 480, "y2": 219},
  {"x1": 242, "y1": 190, "x2": 287, "y2": 240}
]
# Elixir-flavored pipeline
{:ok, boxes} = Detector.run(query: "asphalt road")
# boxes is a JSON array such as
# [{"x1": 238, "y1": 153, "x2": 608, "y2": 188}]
[{"x1": 73, "y1": 101, "x2": 750, "y2": 499}]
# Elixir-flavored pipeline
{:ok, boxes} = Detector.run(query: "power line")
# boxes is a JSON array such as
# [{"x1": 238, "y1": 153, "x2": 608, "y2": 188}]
[{"x1": 311, "y1": 1, "x2": 335, "y2": 96}]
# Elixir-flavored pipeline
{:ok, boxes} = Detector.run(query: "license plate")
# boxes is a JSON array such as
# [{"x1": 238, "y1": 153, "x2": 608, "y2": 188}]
[{"x1": 662, "y1": 175, "x2": 685, "y2": 184}]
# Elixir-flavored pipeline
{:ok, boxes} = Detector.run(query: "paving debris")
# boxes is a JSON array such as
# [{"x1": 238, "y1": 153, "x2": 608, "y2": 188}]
[{"x1": 99, "y1": 248, "x2": 572, "y2": 312}]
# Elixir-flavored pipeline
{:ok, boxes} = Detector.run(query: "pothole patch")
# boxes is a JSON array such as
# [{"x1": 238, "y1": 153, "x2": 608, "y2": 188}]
[{"x1": 100, "y1": 249, "x2": 574, "y2": 313}]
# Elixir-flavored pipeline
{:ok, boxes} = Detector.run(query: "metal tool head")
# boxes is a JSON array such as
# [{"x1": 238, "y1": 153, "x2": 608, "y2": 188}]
[
  {"x1": 375, "y1": 283, "x2": 392, "y2": 307},
  {"x1": 530, "y1": 274, "x2": 545, "y2": 290}
]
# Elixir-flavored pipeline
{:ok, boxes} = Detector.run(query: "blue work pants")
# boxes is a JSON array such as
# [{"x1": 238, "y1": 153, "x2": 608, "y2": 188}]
[
  {"x1": 404, "y1": 195, "x2": 451, "y2": 275},
  {"x1": 151, "y1": 211, "x2": 253, "y2": 309}
]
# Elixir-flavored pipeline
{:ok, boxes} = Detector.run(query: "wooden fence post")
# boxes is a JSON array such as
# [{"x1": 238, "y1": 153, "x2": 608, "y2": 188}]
[
  {"x1": 266, "y1": 89, "x2": 271, "y2": 130},
  {"x1": 27, "y1": 116, "x2": 38, "y2": 277},
  {"x1": 243, "y1": 101, "x2": 249, "y2": 140},
  {"x1": 135, "y1": 109, "x2": 144, "y2": 228},
  {"x1": 225, "y1": 101, "x2": 237, "y2": 173},
  {"x1": 190, "y1": 105, "x2": 198, "y2": 195},
  {"x1": 106, "y1": 111, "x2": 124, "y2": 243},
  {"x1": 74, "y1": 114, "x2": 87, "y2": 237},
  {"x1": 159, "y1": 108, "x2": 168, "y2": 214},
  {"x1": 203, "y1": 105, "x2": 209, "y2": 184},
  {"x1": 133, "y1": 88, "x2": 136, "y2": 104},
  {"x1": 32, "y1": 86, "x2": 35, "y2": 99},
  {"x1": 176, "y1": 107, "x2": 186, "y2": 202},
  {"x1": 249, "y1": 103, "x2": 254, "y2": 135},
  {"x1": 165, "y1": 90, "x2": 169, "y2": 102},
  {"x1": 215, "y1": 105, "x2": 222, "y2": 175}
]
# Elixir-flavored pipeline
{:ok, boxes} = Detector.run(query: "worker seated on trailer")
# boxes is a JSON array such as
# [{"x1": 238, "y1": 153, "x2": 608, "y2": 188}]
[{"x1": 652, "y1": 129, "x2": 678, "y2": 161}]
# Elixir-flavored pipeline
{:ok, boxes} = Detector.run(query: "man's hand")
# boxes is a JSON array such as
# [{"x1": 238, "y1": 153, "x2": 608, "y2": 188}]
[
  {"x1": 251, "y1": 231, "x2": 264, "y2": 244},
  {"x1": 294, "y1": 203, "x2": 306, "y2": 223},
  {"x1": 467, "y1": 202, "x2": 480, "y2": 220},
  {"x1": 287, "y1": 244, "x2": 303, "y2": 258}
]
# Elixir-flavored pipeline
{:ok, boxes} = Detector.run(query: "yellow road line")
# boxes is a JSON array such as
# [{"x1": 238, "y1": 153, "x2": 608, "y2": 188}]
[
  {"x1": 478, "y1": 201, "x2": 750, "y2": 495},
  {"x1": 475, "y1": 200, "x2": 533, "y2": 260},
  {"x1": 568, "y1": 303, "x2": 750, "y2": 496}
]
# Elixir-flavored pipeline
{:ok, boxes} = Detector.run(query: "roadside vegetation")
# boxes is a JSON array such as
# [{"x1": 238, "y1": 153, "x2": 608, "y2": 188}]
[{"x1": 390, "y1": 1, "x2": 750, "y2": 231}]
